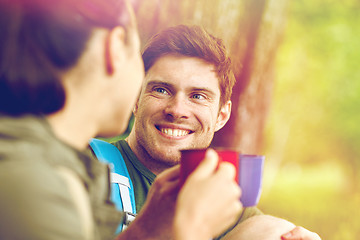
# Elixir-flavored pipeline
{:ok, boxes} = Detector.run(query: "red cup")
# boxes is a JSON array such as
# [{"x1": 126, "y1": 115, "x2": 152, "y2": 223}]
[{"x1": 179, "y1": 149, "x2": 239, "y2": 187}]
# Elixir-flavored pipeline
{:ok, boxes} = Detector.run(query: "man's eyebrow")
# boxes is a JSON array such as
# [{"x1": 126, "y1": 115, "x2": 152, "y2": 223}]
[
  {"x1": 191, "y1": 87, "x2": 217, "y2": 97},
  {"x1": 145, "y1": 80, "x2": 173, "y2": 88}
]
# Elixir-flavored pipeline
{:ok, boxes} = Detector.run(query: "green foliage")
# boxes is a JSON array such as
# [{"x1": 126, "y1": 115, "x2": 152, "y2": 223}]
[
  {"x1": 263, "y1": 0, "x2": 360, "y2": 239},
  {"x1": 266, "y1": 0, "x2": 360, "y2": 172},
  {"x1": 259, "y1": 163, "x2": 360, "y2": 240}
]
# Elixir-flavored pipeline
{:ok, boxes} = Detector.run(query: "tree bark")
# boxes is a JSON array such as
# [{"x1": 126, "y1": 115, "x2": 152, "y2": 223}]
[{"x1": 212, "y1": 0, "x2": 289, "y2": 154}]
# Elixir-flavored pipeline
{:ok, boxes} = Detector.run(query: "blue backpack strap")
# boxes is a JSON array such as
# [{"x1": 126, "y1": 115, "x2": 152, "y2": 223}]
[{"x1": 89, "y1": 138, "x2": 136, "y2": 233}]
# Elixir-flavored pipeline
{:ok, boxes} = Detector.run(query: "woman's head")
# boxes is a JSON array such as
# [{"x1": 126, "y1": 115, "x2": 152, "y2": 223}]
[{"x1": 0, "y1": 0, "x2": 137, "y2": 116}]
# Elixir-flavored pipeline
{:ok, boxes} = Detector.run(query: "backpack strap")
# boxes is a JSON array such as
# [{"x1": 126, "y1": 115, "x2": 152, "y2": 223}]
[{"x1": 89, "y1": 138, "x2": 136, "y2": 233}]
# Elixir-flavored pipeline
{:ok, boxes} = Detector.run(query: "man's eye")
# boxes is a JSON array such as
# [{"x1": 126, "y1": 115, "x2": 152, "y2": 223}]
[
  {"x1": 154, "y1": 88, "x2": 168, "y2": 94},
  {"x1": 192, "y1": 94, "x2": 205, "y2": 100}
]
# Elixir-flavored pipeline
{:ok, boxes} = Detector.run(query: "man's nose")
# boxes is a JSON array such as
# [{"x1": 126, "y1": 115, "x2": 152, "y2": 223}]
[{"x1": 163, "y1": 94, "x2": 189, "y2": 120}]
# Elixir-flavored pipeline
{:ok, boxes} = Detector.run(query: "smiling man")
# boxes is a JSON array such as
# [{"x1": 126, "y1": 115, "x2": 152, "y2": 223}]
[
  {"x1": 113, "y1": 25, "x2": 237, "y2": 213},
  {"x1": 111, "y1": 25, "x2": 320, "y2": 240},
  {"x1": 128, "y1": 54, "x2": 231, "y2": 174}
]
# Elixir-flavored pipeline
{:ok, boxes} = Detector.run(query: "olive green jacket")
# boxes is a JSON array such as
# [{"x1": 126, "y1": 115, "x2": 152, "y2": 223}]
[{"x1": 0, "y1": 115, "x2": 123, "y2": 240}]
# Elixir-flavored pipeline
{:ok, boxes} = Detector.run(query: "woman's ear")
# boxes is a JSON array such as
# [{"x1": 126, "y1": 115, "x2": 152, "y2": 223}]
[
  {"x1": 104, "y1": 26, "x2": 126, "y2": 76},
  {"x1": 215, "y1": 100, "x2": 232, "y2": 132}
]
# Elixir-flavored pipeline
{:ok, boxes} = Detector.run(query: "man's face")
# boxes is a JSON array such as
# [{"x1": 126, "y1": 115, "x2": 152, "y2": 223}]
[{"x1": 132, "y1": 54, "x2": 231, "y2": 166}]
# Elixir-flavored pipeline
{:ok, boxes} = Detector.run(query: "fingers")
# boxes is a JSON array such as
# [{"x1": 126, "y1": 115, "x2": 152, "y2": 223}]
[
  {"x1": 175, "y1": 149, "x2": 243, "y2": 239},
  {"x1": 216, "y1": 162, "x2": 242, "y2": 214},
  {"x1": 216, "y1": 161, "x2": 236, "y2": 181},
  {"x1": 281, "y1": 226, "x2": 321, "y2": 240},
  {"x1": 150, "y1": 165, "x2": 180, "y2": 197},
  {"x1": 187, "y1": 148, "x2": 240, "y2": 198},
  {"x1": 189, "y1": 148, "x2": 218, "y2": 179}
]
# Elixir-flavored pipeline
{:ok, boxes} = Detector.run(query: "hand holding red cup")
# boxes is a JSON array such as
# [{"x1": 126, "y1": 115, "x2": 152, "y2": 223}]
[{"x1": 180, "y1": 149, "x2": 264, "y2": 207}]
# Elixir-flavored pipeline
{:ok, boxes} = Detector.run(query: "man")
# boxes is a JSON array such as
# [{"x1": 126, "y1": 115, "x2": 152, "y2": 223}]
[{"x1": 111, "y1": 24, "x2": 320, "y2": 240}]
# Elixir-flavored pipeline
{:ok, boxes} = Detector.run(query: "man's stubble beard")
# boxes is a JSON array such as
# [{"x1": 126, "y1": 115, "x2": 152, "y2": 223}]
[
  {"x1": 148, "y1": 143, "x2": 182, "y2": 167},
  {"x1": 149, "y1": 138, "x2": 213, "y2": 169},
  {"x1": 134, "y1": 124, "x2": 214, "y2": 172}
]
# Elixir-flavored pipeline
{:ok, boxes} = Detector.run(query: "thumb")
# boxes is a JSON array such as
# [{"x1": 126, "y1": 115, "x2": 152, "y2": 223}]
[{"x1": 190, "y1": 149, "x2": 219, "y2": 179}]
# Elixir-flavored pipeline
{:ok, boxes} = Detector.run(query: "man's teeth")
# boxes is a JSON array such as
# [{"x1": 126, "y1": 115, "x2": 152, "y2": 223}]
[{"x1": 161, "y1": 128, "x2": 189, "y2": 137}]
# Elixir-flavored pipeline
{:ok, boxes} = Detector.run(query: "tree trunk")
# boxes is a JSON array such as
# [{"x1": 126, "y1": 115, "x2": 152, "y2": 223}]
[
  {"x1": 212, "y1": 0, "x2": 289, "y2": 154},
  {"x1": 135, "y1": 0, "x2": 289, "y2": 154}
]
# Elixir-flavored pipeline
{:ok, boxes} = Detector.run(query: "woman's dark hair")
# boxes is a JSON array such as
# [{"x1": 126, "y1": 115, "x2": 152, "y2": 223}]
[{"x1": 0, "y1": 0, "x2": 132, "y2": 116}]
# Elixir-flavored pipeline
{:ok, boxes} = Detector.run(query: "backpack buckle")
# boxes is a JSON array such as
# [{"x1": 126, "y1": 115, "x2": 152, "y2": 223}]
[{"x1": 124, "y1": 212, "x2": 137, "y2": 225}]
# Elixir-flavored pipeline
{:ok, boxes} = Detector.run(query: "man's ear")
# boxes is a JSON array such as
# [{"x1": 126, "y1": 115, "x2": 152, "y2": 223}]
[
  {"x1": 133, "y1": 98, "x2": 139, "y2": 115},
  {"x1": 133, "y1": 79, "x2": 147, "y2": 116},
  {"x1": 105, "y1": 26, "x2": 126, "y2": 75},
  {"x1": 215, "y1": 100, "x2": 232, "y2": 132}
]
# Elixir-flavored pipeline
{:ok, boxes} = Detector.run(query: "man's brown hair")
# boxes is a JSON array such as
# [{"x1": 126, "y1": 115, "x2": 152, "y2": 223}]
[{"x1": 142, "y1": 25, "x2": 236, "y2": 107}]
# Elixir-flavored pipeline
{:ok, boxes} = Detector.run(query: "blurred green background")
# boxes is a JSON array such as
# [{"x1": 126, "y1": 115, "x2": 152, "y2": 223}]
[
  {"x1": 259, "y1": 0, "x2": 360, "y2": 239},
  {"x1": 103, "y1": 0, "x2": 360, "y2": 239}
]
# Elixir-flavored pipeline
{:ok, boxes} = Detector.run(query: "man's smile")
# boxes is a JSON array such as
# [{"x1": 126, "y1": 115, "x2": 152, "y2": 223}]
[{"x1": 155, "y1": 125, "x2": 193, "y2": 137}]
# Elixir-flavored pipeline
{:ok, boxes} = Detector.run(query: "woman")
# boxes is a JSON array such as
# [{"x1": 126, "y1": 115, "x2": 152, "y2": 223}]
[{"x1": 0, "y1": 0, "x2": 242, "y2": 239}]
